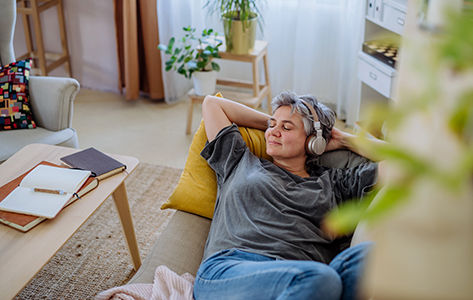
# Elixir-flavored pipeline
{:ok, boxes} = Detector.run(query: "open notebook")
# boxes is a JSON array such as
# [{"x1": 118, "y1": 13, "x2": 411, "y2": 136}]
[
  {"x1": 0, "y1": 161, "x2": 99, "y2": 232},
  {"x1": 0, "y1": 165, "x2": 91, "y2": 218}
]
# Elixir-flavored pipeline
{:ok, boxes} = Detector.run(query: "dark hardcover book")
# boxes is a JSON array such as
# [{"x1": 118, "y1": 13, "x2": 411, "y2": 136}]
[
  {"x1": 0, "y1": 161, "x2": 98, "y2": 232},
  {"x1": 60, "y1": 147, "x2": 126, "y2": 180}
]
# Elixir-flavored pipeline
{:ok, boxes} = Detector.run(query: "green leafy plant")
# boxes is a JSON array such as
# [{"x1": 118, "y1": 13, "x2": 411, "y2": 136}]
[
  {"x1": 325, "y1": 8, "x2": 473, "y2": 235},
  {"x1": 204, "y1": 0, "x2": 263, "y2": 31},
  {"x1": 158, "y1": 26, "x2": 223, "y2": 79}
]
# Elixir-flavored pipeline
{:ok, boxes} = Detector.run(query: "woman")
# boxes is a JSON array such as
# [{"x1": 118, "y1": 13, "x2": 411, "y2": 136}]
[{"x1": 193, "y1": 91, "x2": 382, "y2": 300}]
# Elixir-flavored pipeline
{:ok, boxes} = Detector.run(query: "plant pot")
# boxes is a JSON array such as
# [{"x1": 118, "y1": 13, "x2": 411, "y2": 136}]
[
  {"x1": 192, "y1": 70, "x2": 217, "y2": 96},
  {"x1": 223, "y1": 12, "x2": 257, "y2": 55}
]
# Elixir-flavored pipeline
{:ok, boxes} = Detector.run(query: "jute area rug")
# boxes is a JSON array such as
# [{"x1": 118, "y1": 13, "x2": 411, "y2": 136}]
[{"x1": 15, "y1": 163, "x2": 182, "y2": 300}]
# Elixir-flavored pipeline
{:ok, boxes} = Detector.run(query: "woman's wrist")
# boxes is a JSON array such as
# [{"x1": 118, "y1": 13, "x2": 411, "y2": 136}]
[{"x1": 341, "y1": 131, "x2": 355, "y2": 150}]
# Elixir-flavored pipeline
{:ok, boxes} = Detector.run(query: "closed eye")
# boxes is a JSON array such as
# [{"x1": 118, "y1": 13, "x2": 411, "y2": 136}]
[{"x1": 267, "y1": 119, "x2": 294, "y2": 130}]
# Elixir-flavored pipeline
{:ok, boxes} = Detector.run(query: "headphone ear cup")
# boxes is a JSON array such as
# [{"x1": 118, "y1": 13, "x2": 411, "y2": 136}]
[
  {"x1": 305, "y1": 135, "x2": 316, "y2": 155},
  {"x1": 313, "y1": 135, "x2": 326, "y2": 155},
  {"x1": 305, "y1": 135, "x2": 326, "y2": 155}
]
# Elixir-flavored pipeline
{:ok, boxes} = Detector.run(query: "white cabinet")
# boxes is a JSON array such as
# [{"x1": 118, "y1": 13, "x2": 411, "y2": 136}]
[
  {"x1": 358, "y1": 52, "x2": 396, "y2": 98},
  {"x1": 382, "y1": 0, "x2": 407, "y2": 34},
  {"x1": 350, "y1": 0, "x2": 407, "y2": 126},
  {"x1": 366, "y1": 0, "x2": 407, "y2": 35}
]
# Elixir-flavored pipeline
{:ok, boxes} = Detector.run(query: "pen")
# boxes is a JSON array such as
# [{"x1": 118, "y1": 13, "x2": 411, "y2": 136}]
[{"x1": 33, "y1": 188, "x2": 66, "y2": 195}]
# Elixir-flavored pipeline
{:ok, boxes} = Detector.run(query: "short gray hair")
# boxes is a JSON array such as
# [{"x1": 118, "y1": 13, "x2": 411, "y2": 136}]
[{"x1": 271, "y1": 91, "x2": 336, "y2": 143}]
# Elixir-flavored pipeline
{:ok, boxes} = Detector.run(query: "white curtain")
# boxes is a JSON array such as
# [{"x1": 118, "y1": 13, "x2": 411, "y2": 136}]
[
  {"x1": 157, "y1": 0, "x2": 364, "y2": 124},
  {"x1": 157, "y1": 0, "x2": 216, "y2": 102}
]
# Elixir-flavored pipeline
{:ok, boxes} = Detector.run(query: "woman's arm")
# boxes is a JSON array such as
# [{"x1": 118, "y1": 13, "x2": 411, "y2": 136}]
[
  {"x1": 326, "y1": 127, "x2": 387, "y2": 182},
  {"x1": 325, "y1": 127, "x2": 387, "y2": 160},
  {"x1": 202, "y1": 95, "x2": 271, "y2": 142}
]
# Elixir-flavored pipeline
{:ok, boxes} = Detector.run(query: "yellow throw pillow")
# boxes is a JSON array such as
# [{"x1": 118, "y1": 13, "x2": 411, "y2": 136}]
[{"x1": 161, "y1": 95, "x2": 270, "y2": 219}]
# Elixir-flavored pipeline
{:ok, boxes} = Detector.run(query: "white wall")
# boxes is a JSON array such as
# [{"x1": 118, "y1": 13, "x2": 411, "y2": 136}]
[{"x1": 13, "y1": 0, "x2": 119, "y2": 93}]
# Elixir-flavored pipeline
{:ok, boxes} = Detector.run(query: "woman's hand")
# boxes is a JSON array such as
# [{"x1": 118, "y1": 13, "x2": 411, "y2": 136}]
[
  {"x1": 325, "y1": 127, "x2": 388, "y2": 162},
  {"x1": 325, "y1": 127, "x2": 351, "y2": 152}
]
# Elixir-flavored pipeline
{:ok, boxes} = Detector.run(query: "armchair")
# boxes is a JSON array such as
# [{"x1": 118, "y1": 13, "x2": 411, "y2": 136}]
[{"x1": 0, "y1": 0, "x2": 80, "y2": 162}]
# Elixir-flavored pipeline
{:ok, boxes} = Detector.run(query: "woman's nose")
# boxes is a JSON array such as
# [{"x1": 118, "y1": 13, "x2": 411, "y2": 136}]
[{"x1": 270, "y1": 126, "x2": 282, "y2": 137}]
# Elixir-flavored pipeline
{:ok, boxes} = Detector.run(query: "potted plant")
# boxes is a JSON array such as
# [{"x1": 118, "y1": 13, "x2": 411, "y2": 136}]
[
  {"x1": 326, "y1": 4, "x2": 473, "y2": 299},
  {"x1": 158, "y1": 26, "x2": 223, "y2": 96},
  {"x1": 204, "y1": 0, "x2": 263, "y2": 54}
]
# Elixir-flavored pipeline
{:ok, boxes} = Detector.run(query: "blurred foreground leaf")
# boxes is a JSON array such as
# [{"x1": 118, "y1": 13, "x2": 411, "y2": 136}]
[
  {"x1": 325, "y1": 184, "x2": 411, "y2": 236},
  {"x1": 438, "y1": 10, "x2": 473, "y2": 71},
  {"x1": 449, "y1": 90, "x2": 473, "y2": 144}
]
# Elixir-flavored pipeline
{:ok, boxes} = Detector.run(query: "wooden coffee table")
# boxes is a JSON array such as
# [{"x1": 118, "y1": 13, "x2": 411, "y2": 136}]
[{"x1": 0, "y1": 144, "x2": 141, "y2": 299}]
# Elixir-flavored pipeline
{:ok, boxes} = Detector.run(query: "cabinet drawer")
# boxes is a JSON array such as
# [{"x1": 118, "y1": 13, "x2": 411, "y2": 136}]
[
  {"x1": 367, "y1": 0, "x2": 375, "y2": 18},
  {"x1": 382, "y1": 1, "x2": 406, "y2": 34},
  {"x1": 358, "y1": 52, "x2": 396, "y2": 98}
]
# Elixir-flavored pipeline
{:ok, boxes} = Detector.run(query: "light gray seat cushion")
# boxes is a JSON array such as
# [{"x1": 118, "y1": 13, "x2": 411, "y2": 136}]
[
  {"x1": 316, "y1": 149, "x2": 371, "y2": 169},
  {"x1": 0, "y1": 127, "x2": 79, "y2": 162},
  {"x1": 128, "y1": 210, "x2": 211, "y2": 283}
]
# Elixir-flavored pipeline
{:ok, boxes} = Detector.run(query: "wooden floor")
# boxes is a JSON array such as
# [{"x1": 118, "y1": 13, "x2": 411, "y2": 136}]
[{"x1": 73, "y1": 89, "x2": 197, "y2": 169}]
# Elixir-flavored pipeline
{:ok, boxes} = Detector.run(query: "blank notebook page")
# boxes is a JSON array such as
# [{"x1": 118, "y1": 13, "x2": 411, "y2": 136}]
[{"x1": 0, "y1": 165, "x2": 90, "y2": 218}]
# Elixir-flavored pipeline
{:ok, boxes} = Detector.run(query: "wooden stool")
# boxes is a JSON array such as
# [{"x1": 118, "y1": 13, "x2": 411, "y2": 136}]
[
  {"x1": 217, "y1": 38, "x2": 272, "y2": 114},
  {"x1": 186, "y1": 91, "x2": 204, "y2": 135},
  {"x1": 16, "y1": 0, "x2": 72, "y2": 76},
  {"x1": 186, "y1": 38, "x2": 272, "y2": 135}
]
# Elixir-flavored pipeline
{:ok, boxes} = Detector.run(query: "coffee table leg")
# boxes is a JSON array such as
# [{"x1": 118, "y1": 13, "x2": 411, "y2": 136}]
[{"x1": 112, "y1": 182, "x2": 142, "y2": 270}]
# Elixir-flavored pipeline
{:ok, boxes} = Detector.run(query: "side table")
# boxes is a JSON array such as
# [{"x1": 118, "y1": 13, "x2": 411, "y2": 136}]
[{"x1": 186, "y1": 39, "x2": 271, "y2": 135}]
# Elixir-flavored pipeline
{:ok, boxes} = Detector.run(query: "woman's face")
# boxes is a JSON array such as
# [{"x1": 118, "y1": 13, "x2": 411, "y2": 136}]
[{"x1": 265, "y1": 105, "x2": 307, "y2": 160}]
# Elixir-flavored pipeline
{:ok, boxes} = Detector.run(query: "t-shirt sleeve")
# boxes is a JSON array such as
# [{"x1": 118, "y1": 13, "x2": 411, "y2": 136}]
[
  {"x1": 330, "y1": 162, "x2": 378, "y2": 202},
  {"x1": 201, "y1": 124, "x2": 247, "y2": 182}
]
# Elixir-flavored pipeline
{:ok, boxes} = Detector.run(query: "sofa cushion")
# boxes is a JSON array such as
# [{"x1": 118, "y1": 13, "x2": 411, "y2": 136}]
[
  {"x1": 0, "y1": 59, "x2": 36, "y2": 131},
  {"x1": 0, "y1": 127, "x2": 78, "y2": 162},
  {"x1": 312, "y1": 148, "x2": 370, "y2": 169}
]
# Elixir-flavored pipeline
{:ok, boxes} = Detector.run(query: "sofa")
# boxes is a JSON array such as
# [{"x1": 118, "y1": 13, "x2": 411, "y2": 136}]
[
  {"x1": 0, "y1": 0, "x2": 80, "y2": 163},
  {"x1": 128, "y1": 121, "x2": 373, "y2": 284}
]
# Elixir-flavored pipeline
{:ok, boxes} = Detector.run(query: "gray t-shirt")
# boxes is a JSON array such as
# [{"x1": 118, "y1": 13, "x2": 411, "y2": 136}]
[{"x1": 201, "y1": 125, "x2": 377, "y2": 263}]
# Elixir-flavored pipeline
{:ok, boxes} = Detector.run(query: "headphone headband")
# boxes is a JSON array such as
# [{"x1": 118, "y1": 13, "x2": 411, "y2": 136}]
[{"x1": 299, "y1": 99, "x2": 319, "y2": 129}]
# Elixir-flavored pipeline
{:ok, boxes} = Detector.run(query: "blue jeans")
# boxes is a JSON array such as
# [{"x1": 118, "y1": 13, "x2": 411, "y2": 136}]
[{"x1": 193, "y1": 242, "x2": 372, "y2": 300}]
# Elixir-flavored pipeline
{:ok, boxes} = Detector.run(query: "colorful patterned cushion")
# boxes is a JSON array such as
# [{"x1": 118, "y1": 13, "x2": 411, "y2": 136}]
[{"x1": 0, "y1": 59, "x2": 36, "y2": 130}]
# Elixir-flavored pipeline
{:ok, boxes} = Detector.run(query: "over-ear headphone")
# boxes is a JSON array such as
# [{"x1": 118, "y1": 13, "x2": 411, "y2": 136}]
[{"x1": 300, "y1": 99, "x2": 326, "y2": 155}]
